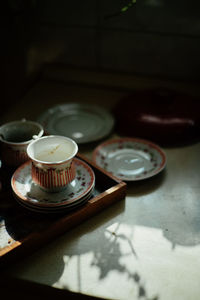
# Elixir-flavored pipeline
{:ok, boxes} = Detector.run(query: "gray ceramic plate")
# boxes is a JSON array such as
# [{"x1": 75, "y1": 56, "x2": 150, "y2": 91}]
[{"x1": 37, "y1": 103, "x2": 115, "y2": 144}]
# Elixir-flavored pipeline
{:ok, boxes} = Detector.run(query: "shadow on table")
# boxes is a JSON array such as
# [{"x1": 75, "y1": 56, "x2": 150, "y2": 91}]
[
  {"x1": 126, "y1": 168, "x2": 167, "y2": 197},
  {"x1": 125, "y1": 168, "x2": 200, "y2": 250},
  {"x1": 2, "y1": 199, "x2": 159, "y2": 300},
  {"x1": 3, "y1": 164, "x2": 200, "y2": 299}
]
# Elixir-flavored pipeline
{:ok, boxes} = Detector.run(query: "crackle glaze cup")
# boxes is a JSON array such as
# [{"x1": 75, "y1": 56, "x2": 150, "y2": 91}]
[
  {"x1": 0, "y1": 119, "x2": 44, "y2": 168},
  {"x1": 27, "y1": 135, "x2": 78, "y2": 192}
]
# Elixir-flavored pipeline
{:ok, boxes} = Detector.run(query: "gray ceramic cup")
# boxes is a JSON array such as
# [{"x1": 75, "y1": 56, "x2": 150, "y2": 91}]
[{"x1": 0, "y1": 119, "x2": 44, "y2": 167}]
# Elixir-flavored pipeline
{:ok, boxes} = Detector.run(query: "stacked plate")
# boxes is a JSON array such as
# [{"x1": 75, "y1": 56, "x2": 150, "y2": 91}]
[{"x1": 11, "y1": 158, "x2": 95, "y2": 214}]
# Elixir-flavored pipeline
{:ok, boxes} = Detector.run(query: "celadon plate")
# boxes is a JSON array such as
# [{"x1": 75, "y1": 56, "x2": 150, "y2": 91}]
[
  {"x1": 92, "y1": 138, "x2": 166, "y2": 181},
  {"x1": 37, "y1": 103, "x2": 115, "y2": 144},
  {"x1": 11, "y1": 158, "x2": 95, "y2": 210}
]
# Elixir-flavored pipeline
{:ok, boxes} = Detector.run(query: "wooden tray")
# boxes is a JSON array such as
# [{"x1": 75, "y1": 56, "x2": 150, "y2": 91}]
[{"x1": 0, "y1": 153, "x2": 126, "y2": 267}]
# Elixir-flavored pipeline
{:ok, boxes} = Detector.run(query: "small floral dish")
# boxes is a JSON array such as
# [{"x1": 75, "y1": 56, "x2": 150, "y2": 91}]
[
  {"x1": 92, "y1": 138, "x2": 166, "y2": 181},
  {"x1": 11, "y1": 158, "x2": 95, "y2": 212}
]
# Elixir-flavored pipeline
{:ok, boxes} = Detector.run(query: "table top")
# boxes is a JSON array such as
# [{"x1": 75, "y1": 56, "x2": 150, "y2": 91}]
[{"x1": 2, "y1": 71, "x2": 200, "y2": 300}]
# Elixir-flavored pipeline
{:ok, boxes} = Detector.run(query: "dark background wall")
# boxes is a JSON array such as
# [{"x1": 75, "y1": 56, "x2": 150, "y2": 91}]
[{"x1": 3, "y1": 0, "x2": 200, "y2": 108}]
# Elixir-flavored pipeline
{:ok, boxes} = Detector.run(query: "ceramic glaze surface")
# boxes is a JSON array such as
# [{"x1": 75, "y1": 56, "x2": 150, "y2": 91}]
[
  {"x1": 93, "y1": 138, "x2": 166, "y2": 181},
  {"x1": 0, "y1": 120, "x2": 43, "y2": 144},
  {"x1": 11, "y1": 158, "x2": 95, "y2": 209},
  {"x1": 14, "y1": 188, "x2": 94, "y2": 214},
  {"x1": 27, "y1": 135, "x2": 78, "y2": 163},
  {"x1": 0, "y1": 120, "x2": 44, "y2": 167},
  {"x1": 37, "y1": 103, "x2": 114, "y2": 144},
  {"x1": 27, "y1": 135, "x2": 78, "y2": 191},
  {"x1": 36, "y1": 148, "x2": 71, "y2": 162}
]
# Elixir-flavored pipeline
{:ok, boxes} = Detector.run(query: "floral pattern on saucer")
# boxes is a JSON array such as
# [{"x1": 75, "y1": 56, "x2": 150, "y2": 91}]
[
  {"x1": 11, "y1": 158, "x2": 95, "y2": 207},
  {"x1": 93, "y1": 138, "x2": 166, "y2": 181}
]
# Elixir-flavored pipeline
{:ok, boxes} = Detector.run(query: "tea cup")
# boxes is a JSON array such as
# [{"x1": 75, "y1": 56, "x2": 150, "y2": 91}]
[
  {"x1": 27, "y1": 135, "x2": 78, "y2": 192},
  {"x1": 0, "y1": 119, "x2": 44, "y2": 168}
]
